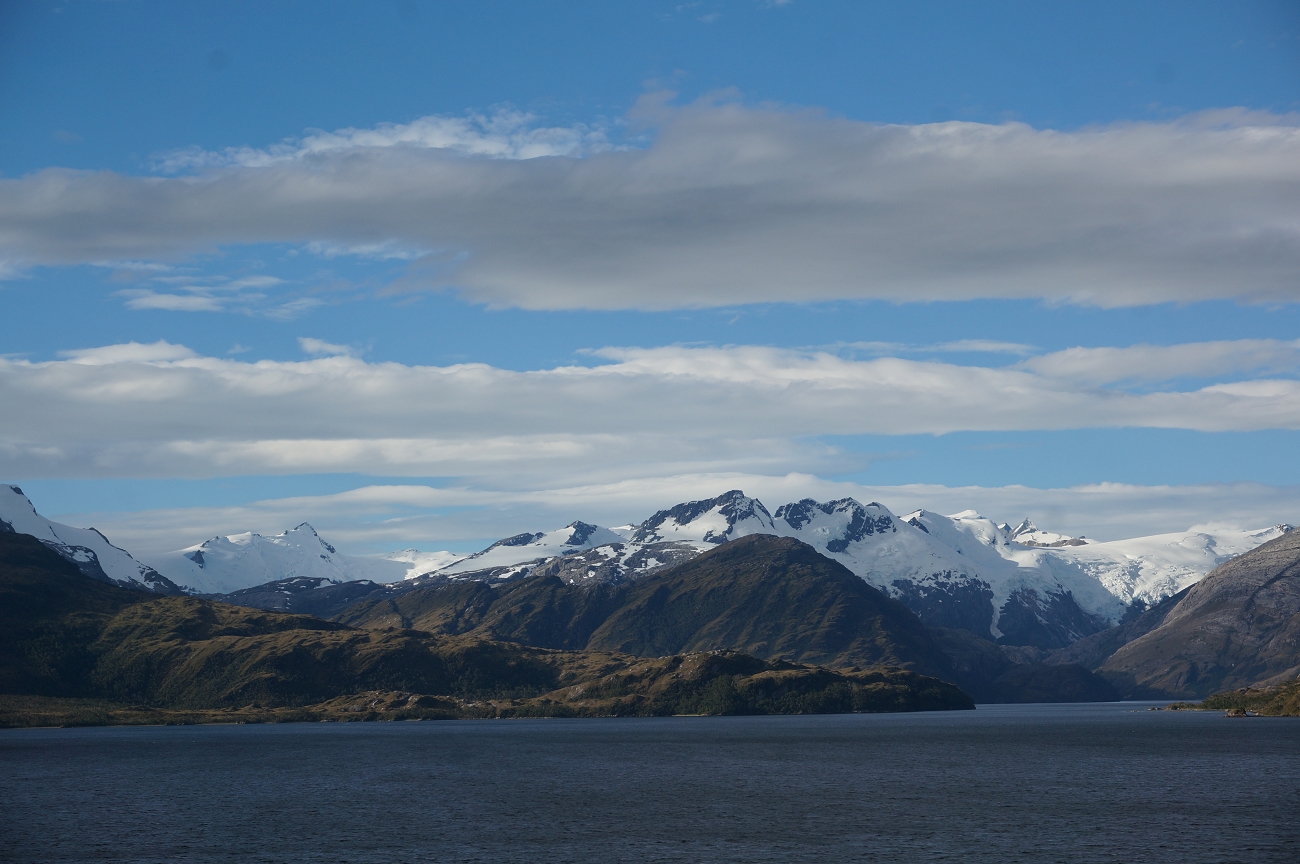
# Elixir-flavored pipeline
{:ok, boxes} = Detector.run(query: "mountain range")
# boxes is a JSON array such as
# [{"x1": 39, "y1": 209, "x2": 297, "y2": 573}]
[
  {"x1": 4, "y1": 482, "x2": 1297, "y2": 706},
  {"x1": 121, "y1": 488, "x2": 1288, "y2": 652}
]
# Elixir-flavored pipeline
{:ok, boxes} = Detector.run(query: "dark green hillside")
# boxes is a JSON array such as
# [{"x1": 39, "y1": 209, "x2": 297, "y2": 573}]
[
  {"x1": 505, "y1": 652, "x2": 972, "y2": 718},
  {"x1": 85, "y1": 599, "x2": 561, "y2": 708},
  {"x1": 339, "y1": 573, "x2": 627, "y2": 650},
  {"x1": 1194, "y1": 678, "x2": 1300, "y2": 716},
  {"x1": 0, "y1": 533, "x2": 145, "y2": 696},
  {"x1": 584, "y1": 535, "x2": 951, "y2": 675},
  {"x1": 337, "y1": 578, "x2": 500, "y2": 632}
]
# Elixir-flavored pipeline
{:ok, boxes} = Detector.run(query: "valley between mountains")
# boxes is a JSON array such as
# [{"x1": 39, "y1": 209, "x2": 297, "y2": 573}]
[{"x1": 3, "y1": 483, "x2": 1298, "y2": 723}]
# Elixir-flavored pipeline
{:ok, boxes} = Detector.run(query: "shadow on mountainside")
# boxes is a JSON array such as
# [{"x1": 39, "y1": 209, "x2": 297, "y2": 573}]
[{"x1": 0, "y1": 532, "x2": 972, "y2": 727}]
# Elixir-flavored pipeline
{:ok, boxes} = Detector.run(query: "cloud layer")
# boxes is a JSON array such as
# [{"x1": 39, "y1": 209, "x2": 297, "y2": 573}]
[
  {"x1": 3, "y1": 338, "x2": 1299, "y2": 484},
  {"x1": 3, "y1": 100, "x2": 1298, "y2": 309}
]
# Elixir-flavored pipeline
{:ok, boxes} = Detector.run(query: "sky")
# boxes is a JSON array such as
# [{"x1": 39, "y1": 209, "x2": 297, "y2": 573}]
[{"x1": 2, "y1": 0, "x2": 1299, "y2": 557}]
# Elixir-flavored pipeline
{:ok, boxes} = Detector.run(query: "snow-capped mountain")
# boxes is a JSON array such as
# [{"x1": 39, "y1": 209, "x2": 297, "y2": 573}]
[
  {"x1": 1002, "y1": 519, "x2": 1087, "y2": 547},
  {"x1": 438, "y1": 521, "x2": 640, "y2": 578},
  {"x1": 436, "y1": 492, "x2": 778, "y2": 584},
  {"x1": 1026, "y1": 524, "x2": 1291, "y2": 608},
  {"x1": 0, "y1": 484, "x2": 179, "y2": 593},
  {"x1": 632, "y1": 492, "x2": 778, "y2": 544},
  {"x1": 147, "y1": 524, "x2": 463, "y2": 595},
  {"x1": 409, "y1": 490, "x2": 1291, "y2": 650}
]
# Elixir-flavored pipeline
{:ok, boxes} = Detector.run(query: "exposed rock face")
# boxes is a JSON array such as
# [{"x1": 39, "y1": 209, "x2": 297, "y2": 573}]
[
  {"x1": 217, "y1": 576, "x2": 391, "y2": 619},
  {"x1": 1100, "y1": 530, "x2": 1300, "y2": 698},
  {"x1": 773, "y1": 498, "x2": 895, "y2": 552},
  {"x1": 994, "y1": 588, "x2": 1108, "y2": 651},
  {"x1": 889, "y1": 573, "x2": 996, "y2": 636}
]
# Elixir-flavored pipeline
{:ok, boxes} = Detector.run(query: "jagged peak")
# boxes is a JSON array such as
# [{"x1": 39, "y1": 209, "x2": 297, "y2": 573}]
[
  {"x1": 632, "y1": 490, "x2": 773, "y2": 545},
  {"x1": 565, "y1": 521, "x2": 600, "y2": 546},
  {"x1": 1009, "y1": 518, "x2": 1038, "y2": 538}
]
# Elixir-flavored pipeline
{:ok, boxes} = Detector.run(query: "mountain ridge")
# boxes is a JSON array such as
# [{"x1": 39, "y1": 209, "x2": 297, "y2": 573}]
[{"x1": 4, "y1": 484, "x2": 1291, "y2": 655}]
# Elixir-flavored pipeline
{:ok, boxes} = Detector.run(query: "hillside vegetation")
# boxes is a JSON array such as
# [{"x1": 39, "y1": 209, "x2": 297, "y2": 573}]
[
  {"x1": 1196, "y1": 679, "x2": 1300, "y2": 716},
  {"x1": 0, "y1": 532, "x2": 972, "y2": 727}
]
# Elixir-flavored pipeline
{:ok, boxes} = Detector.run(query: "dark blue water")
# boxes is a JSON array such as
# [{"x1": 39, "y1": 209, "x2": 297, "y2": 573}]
[{"x1": 2, "y1": 703, "x2": 1298, "y2": 863}]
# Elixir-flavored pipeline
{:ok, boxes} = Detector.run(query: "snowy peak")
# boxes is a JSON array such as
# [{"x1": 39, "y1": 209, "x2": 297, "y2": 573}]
[
  {"x1": 632, "y1": 490, "x2": 776, "y2": 544},
  {"x1": 151, "y1": 522, "x2": 463, "y2": 595},
  {"x1": 440, "y1": 519, "x2": 628, "y2": 575},
  {"x1": 288, "y1": 522, "x2": 337, "y2": 553},
  {"x1": 1007, "y1": 517, "x2": 1087, "y2": 548},
  {"x1": 565, "y1": 521, "x2": 603, "y2": 546},
  {"x1": 1009, "y1": 518, "x2": 1037, "y2": 538},
  {"x1": 185, "y1": 522, "x2": 337, "y2": 569},
  {"x1": 0, "y1": 484, "x2": 178, "y2": 593},
  {"x1": 774, "y1": 498, "x2": 896, "y2": 553}
]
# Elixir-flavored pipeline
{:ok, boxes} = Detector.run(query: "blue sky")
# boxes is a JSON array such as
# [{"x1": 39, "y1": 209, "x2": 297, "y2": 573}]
[{"x1": 2, "y1": 1, "x2": 1299, "y2": 555}]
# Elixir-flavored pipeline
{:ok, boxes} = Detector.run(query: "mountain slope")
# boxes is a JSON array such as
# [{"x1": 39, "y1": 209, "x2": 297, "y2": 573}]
[
  {"x1": 343, "y1": 535, "x2": 954, "y2": 675},
  {"x1": 1043, "y1": 586, "x2": 1192, "y2": 675},
  {"x1": 1099, "y1": 529, "x2": 1300, "y2": 698},
  {"x1": 1, "y1": 529, "x2": 970, "y2": 721},
  {"x1": 0, "y1": 485, "x2": 179, "y2": 594},
  {"x1": 439, "y1": 521, "x2": 628, "y2": 576},
  {"x1": 0, "y1": 532, "x2": 146, "y2": 696},
  {"x1": 338, "y1": 535, "x2": 1118, "y2": 702}
]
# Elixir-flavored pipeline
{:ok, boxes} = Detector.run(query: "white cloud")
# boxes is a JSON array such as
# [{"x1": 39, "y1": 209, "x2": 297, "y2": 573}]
[
  {"x1": 225, "y1": 275, "x2": 285, "y2": 290},
  {"x1": 297, "y1": 337, "x2": 356, "y2": 357},
  {"x1": 2, "y1": 338, "x2": 1298, "y2": 488},
  {"x1": 3, "y1": 100, "x2": 1297, "y2": 308},
  {"x1": 151, "y1": 108, "x2": 615, "y2": 172},
  {"x1": 303, "y1": 240, "x2": 430, "y2": 261},
  {"x1": 1017, "y1": 339, "x2": 1300, "y2": 386},
  {"x1": 845, "y1": 340, "x2": 1037, "y2": 356},
  {"x1": 56, "y1": 340, "x2": 198, "y2": 365},
  {"x1": 110, "y1": 272, "x2": 311, "y2": 317},
  {"x1": 116, "y1": 289, "x2": 225, "y2": 312}
]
